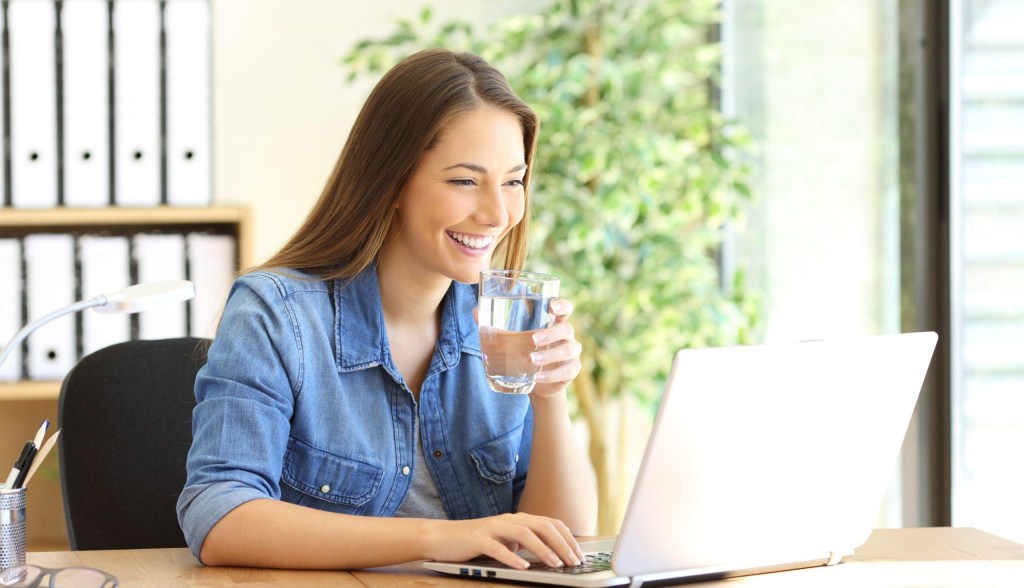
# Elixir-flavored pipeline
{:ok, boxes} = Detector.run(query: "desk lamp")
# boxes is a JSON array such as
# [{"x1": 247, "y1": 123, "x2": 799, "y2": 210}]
[{"x1": 0, "y1": 281, "x2": 196, "y2": 371}]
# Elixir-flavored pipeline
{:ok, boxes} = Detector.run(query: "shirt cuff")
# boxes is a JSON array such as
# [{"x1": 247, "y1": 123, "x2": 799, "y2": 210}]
[{"x1": 177, "y1": 481, "x2": 270, "y2": 562}]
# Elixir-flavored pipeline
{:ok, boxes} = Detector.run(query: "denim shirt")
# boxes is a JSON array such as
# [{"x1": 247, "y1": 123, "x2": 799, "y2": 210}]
[{"x1": 176, "y1": 266, "x2": 534, "y2": 561}]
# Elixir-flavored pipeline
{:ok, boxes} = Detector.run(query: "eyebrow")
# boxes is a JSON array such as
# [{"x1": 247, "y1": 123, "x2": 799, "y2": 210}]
[{"x1": 443, "y1": 163, "x2": 528, "y2": 174}]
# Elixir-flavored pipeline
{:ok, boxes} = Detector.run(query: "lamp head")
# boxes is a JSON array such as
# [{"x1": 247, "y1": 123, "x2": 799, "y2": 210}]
[{"x1": 94, "y1": 281, "x2": 196, "y2": 314}]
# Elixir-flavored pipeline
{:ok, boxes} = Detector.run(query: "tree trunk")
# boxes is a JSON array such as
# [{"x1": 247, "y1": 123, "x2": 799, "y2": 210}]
[{"x1": 574, "y1": 358, "x2": 630, "y2": 534}]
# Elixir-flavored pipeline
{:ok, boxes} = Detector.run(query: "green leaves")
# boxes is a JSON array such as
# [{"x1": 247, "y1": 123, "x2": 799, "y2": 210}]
[{"x1": 340, "y1": 0, "x2": 759, "y2": 407}]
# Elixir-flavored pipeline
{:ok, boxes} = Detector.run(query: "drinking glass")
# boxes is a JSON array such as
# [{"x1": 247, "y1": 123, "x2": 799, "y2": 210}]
[{"x1": 478, "y1": 270, "x2": 559, "y2": 394}]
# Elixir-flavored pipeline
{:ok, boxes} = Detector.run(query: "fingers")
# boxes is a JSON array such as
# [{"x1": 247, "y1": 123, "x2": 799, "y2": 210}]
[
  {"x1": 489, "y1": 515, "x2": 582, "y2": 569},
  {"x1": 549, "y1": 298, "x2": 573, "y2": 322},
  {"x1": 527, "y1": 299, "x2": 582, "y2": 386},
  {"x1": 530, "y1": 340, "x2": 582, "y2": 367},
  {"x1": 481, "y1": 538, "x2": 533, "y2": 570},
  {"x1": 532, "y1": 311, "x2": 576, "y2": 348},
  {"x1": 530, "y1": 325, "x2": 581, "y2": 383}
]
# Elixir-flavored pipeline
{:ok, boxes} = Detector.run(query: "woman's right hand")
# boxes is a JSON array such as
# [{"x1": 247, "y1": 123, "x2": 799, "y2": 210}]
[{"x1": 423, "y1": 513, "x2": 585, "y2": 570}]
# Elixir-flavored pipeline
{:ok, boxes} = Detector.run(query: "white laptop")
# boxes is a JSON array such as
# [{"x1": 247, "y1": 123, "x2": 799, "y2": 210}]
[{"x1": 423, "y1": 331, "x2": 938, "y2": 586}]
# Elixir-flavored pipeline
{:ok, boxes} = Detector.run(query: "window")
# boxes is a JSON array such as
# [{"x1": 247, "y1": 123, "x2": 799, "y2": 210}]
[
  {"x1": 950, "y1": 0, "x2": 1024, "y2": 544},
  {"x1": 722, "y1": 0, "x2": 904, "y2": 525}
]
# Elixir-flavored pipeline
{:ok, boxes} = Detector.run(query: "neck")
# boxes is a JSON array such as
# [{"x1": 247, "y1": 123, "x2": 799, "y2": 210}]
[{"x1": 376, "y1": 256, "x2": 451, "y2": 327}]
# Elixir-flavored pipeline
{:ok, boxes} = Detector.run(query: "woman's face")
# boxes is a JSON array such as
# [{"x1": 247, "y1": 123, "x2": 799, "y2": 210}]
[{"x1": 388, "y1": 105, "x2": 527, "y2": 285}]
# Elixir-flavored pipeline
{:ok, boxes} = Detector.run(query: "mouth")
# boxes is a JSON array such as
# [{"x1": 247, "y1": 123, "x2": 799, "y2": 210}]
[{"x1": 446, "y1": 230, "x2": 496, "y2": 251}]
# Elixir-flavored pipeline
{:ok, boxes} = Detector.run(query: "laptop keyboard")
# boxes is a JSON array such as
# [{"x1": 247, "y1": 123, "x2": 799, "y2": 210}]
[{"x1": 533, "y1": 552, "x2": 612, "y2": 574}]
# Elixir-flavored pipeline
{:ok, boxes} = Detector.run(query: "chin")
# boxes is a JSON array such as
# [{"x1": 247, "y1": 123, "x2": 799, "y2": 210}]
[
  {"x1": 451, "y1": 271, "x2": 482, "y2": 285},
  {"x1": 449, "y1": 262, "x2": 492, "y2": 285}
]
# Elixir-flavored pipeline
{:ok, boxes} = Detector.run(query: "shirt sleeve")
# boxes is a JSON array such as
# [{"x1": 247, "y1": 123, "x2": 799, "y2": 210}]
[{"x1": 176, "y1": 272, "x2": 302, "y2": 561}]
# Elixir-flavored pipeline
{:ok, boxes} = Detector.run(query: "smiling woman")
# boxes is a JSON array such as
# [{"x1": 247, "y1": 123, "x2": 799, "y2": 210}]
[{"x1": 175, "y1": 49, "x2": 597, "y2": 571}]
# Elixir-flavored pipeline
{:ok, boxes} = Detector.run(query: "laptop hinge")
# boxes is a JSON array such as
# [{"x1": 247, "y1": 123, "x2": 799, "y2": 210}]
[
  {"x1": 826, "y1": 550, "x2": 845, "y2": 566},
  {"x1": 628, "y1": 577, "x2": 644, "y2": 588}
]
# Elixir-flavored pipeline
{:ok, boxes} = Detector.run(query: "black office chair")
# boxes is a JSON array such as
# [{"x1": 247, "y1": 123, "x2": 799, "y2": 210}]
[{"x1": 58, "y1": 337, "x2": 210, "y2": 550}]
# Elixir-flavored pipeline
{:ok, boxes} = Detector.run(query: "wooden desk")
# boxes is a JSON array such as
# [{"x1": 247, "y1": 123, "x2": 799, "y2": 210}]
[{"x1": 27, "y1": 528, "x2": 1024, "y2": 587}]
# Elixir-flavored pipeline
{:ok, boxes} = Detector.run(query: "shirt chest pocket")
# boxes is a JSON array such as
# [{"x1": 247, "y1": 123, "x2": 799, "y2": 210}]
[
  {"x1": 468, "y1": 425, "x2": 522, "y2": 514},
  {"x1": 282, "y1": 437, "x2": 384, "y2": 508}
]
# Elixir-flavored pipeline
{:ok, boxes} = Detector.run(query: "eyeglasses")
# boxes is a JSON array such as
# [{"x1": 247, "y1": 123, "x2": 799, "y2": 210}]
[{"x1": 0, "y1": 565, "x2": 118, "y2": 588}]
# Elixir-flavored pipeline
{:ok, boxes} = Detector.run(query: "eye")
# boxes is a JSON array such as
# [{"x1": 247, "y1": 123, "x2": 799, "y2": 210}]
[
  {"x1": 504, "y1": 179, "x2": 525, "y2": 188},
  {"x1": 448, "y1": 178, "x2": 477, "y2": 187}
]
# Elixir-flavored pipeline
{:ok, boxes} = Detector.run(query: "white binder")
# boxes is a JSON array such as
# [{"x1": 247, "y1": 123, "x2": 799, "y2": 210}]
[
  {"x1": 133, "y1": 233, "x2": 187, "y2": 338},
  {"x1": 165, "y1": 0, "x2": 212, "y2": 206},
  {"x1": 79, "y1": 235, "x2": 131, "y2": 355},
  {"x1": 0, "y1": 6, "x2": 6, "y2": 207},
  {"x1": 24, "y1": 234, "x2": 76, "y2": 380},
  {"x1": 0, "y1": 239, "x2": 22, "y2": 381},
  {"x1": 186, "y1": 233, "x2": 235, "y2": 339},
  {"x1": 8, "y1": 0, "x2": 59, "y2": 209},
  {"x1": 113, "y1": 0, "x2": 161, "y2": 206},
  {"x1": 62, "y1": 0, "x2": 111, "y2": 208}
]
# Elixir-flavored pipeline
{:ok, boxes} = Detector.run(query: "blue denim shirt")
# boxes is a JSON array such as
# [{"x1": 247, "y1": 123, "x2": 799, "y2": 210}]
[{"x1": 176, "y1": 266, "x2": 534, "y2": 561}]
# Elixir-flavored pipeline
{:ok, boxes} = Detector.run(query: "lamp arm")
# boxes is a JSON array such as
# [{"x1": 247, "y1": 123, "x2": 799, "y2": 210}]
[{"x1": 0, "y1": 296, "x2": 107, "y2": 371}]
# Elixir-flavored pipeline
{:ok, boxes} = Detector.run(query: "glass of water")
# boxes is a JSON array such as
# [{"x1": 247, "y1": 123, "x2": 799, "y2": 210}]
[{"x1": 478, "y1": 270, "x2": 560, "y2": 394}]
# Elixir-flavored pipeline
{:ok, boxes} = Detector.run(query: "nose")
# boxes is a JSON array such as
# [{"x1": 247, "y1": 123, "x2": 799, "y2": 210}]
[{"x1": 474, "y1": 182, "x2": 510, "y2": 228}]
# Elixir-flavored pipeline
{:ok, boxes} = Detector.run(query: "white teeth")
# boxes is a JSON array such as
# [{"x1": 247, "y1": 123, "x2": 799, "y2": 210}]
[{"x1": 448, "y1": 231, "x2": 494, "y2": 249}]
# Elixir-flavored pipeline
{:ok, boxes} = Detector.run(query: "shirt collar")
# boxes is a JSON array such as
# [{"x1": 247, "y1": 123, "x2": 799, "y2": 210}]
[{"x1": 333, "y1": 264, "x2": 481, "y2": 373}]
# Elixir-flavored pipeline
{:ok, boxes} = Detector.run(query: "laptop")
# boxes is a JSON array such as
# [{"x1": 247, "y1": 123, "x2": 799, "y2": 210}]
[{"x1": 424, "y1": 331, "x2": 938, "y2": 586}]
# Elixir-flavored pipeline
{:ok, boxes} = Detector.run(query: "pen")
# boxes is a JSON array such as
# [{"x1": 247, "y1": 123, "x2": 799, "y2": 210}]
[
  {"x1": 4, "y1": 441, "x2": 35, "y2": 489},
  {"x1": 11, "y1": 444, "x2": 38, "y2": 489}
]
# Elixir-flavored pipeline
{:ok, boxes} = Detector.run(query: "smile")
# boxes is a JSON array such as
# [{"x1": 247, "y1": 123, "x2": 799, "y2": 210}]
[{"x1": 446, "y1": 231, "x2": 495, "y2": 250}]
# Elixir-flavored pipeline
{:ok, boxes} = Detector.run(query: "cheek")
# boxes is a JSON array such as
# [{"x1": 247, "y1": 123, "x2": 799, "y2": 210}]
[{"x1": 506, "y1": 192, "x2": 527, "y2": 226}]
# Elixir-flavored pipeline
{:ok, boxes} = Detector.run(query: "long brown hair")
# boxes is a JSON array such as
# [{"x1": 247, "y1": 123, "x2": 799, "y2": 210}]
[{"x1": 256, "y1": 49, "x2": 538, "y2": 279}]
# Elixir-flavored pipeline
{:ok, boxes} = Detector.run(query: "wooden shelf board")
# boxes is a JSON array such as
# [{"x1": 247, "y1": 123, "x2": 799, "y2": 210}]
[
  {"x1": 0, "y1": 205, "x2": 247, "y2": 228},
  {"x1": 0, "y1": 381, "x2": 61, "y2": 401}
]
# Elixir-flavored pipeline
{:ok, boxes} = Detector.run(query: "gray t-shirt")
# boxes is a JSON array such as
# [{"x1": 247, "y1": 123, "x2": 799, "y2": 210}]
[{"x1": 394, "y1": 414, "x2": 448, "y2": 519}]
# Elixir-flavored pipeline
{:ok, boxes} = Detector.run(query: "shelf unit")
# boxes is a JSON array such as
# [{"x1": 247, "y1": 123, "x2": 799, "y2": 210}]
[
  {"x1": 1, "y1": 205, "x2": 253, "y2": 401},
  {"x1": 0, "y1": 204, "x2": 252, "y2": 550}
]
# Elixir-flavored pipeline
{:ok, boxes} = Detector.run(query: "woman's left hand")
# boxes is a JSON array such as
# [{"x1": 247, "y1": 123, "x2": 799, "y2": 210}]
[{"x1": 528, "y1": 298, "x2": 582, "y2": 398}]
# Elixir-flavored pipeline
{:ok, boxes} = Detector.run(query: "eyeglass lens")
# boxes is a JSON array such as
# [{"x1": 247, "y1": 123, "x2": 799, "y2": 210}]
[{"x1": 1, "y1": 565, "x2": 118, "y2": 588}]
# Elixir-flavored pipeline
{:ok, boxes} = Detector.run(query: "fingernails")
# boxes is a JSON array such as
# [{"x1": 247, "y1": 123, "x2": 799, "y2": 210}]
[
  {"x1": 517, "y1": 558, "x2": 531, "y2": 569},
  {"x1": 532, "y1": 332, "x2": 547, "y2": 345},
  {"x1": 550, "y1": 301, "x2": 562, "y2": 313},
  {"x1": 530, "y1": 352, "x2": 544, "y2": 364},
  {"x1": 547, "y1": 553, "x2": 562, "y2": 568}
]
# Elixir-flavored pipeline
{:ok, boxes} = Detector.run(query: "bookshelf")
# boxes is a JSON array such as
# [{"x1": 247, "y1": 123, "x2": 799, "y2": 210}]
[{"x1": 0, "y1": 204, "x2": 252, "y2": 549}]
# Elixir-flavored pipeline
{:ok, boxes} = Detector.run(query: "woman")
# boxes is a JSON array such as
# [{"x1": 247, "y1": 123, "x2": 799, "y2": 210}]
[{"x1": 177, "y1": 49, "x2": 597, "y2": 570}]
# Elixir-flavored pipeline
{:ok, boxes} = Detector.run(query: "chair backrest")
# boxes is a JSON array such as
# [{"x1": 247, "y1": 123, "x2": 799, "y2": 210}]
[{"x1": 58, "y1": 337, "x2": 209, "y2": 550}]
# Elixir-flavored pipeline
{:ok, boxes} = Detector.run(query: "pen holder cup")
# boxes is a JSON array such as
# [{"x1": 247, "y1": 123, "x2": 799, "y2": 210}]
[{"x1": 0, "y1": 487, "x2": 27, "y2": 585}]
